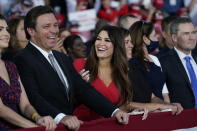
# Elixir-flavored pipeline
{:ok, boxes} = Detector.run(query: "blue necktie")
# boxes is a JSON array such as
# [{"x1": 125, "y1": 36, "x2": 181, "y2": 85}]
[{"x1": 184, "y1": 56, "x2": 197, "y2": 108}]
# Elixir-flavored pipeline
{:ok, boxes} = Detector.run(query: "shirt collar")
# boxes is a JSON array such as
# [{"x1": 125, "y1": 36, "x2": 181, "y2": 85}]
[
  {"x1": 174, "y1": 47, "x2": 192, "y2": 60},
  {"x1": 30, "y1": 41, "x2": 53, "y2": 58}
]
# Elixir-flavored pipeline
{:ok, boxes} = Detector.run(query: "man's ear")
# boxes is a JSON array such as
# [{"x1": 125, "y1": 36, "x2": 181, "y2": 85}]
[
  {"x1": 143, "y1": 35, "x2": 150, "y2": 45},
  {"x1": 27, "y1": 27, "x2": 35, "y2": 37},
  {"x1": 171, "y1": 34, "x2": 177, "y2": 43}
]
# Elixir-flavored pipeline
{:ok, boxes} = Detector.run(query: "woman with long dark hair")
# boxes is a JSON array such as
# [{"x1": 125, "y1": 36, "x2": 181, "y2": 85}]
[
  {"x1": 128, "y1": 21, "x2": 183, "y2": 113},
  {"x1": 72, "y1": 26, "x2": 133, "y2": 121}
]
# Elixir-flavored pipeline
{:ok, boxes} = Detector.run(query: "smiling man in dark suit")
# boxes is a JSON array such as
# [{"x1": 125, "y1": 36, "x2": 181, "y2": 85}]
[
  {"x1": 159, "y1": 17, "x2": 197, "y2": 109},
  {"x1": 14, "y1": 5, "x2": 129, "y2": 130}
]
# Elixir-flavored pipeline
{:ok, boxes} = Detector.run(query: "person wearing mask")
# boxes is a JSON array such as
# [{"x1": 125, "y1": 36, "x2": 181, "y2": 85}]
[{"x1": 128, "y1": 21, "x2": 183, "y2": 113}]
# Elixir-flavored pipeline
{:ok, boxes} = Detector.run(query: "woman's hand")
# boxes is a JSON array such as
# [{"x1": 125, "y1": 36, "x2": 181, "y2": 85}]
[
  {"x1": 158, "y1": 103, "x2": 183, "y2": 115},
  {"x1": 36, "y1": 116, "x2": 57, "y2": 131},
  {"x1": 169, "y1": 103, "x2": 183, "y2": 115},
  {"x1": 131, "y1": 108, "x2": 149, "y2": 120},
  {"x1": 79, "y1": 69, "x2": 90, "y2": 82}
]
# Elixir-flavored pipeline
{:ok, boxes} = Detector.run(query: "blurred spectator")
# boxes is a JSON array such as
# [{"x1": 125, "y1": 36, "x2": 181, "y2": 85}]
[
  {"x1": 186, "y1": 0, "x2": 197, "y2": 26},
  {"x1": 129, "y1": 4, "x2": 144, "y2": 19},
  {"x1": 162, "y1": 0, "x2": 185, "y2": 15},
  {"x1": 7, "y1": 8, "x2": 21, "y2": 19},
  {"x1": 50, "y1": 0, "x2": 68, "y2": 27},
  {"x1": 11, "y1": 0, "x2": 34, "y2": 16},
  {"x1": 52, "y1": 27, "x2": 71, "y2": 55},
  {"x1": 0, "y1": 0, "x2": 17, "y2": 17},
  {"x1": 119, "y1": 27, "x2": 133, "y2": 60},
  {"x1": 98, "y1": 0, "x2": 118, "y2": 25},
  {"x1": 156, "y1": 15, "x2": 178, "y2": 58},
  {"x1": 152, "y1": 10, "x2": 164, "y2": 41},
  {"x1": 117, "y1": 0, "x2": 129, "y2": 16},
  {"x1": 59, "y1": 27, "x2": 71, "y2": 39},
  {"x1": 54, "y1": 6, "x2": 65, "y2": 27},
  {"x1": 63, "y1": 35, "x2": 87, "y2": 62},
  {"x1": 32, "y1": 0, "x2": 49, "y2": 6},
  {"x1": 2, "y1": 16, "x2": 28, "y2": 61},
  {"x1": 76, "y1": 0, "x2": 89, "y2": 11},
  {"x1": 118, "y1": 14, "x2": 140, "y2": 30}
]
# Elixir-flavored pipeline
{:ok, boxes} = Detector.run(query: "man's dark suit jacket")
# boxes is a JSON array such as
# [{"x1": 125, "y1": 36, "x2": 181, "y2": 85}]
[
  {"x1": 159, "y1": 49, "x2": 197, "y2": 109},
  {"x1": 14, "y1": 43, "x2": 116, "y2": 118}
]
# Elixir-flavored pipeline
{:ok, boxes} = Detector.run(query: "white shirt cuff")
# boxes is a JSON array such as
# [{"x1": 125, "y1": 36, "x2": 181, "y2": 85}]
[
  {"x1": 54, "y1": 113, "x2": 66, "y2": 124},
  {"x1": 111, "y1": 108, "x2": 120, "y2": 117}
]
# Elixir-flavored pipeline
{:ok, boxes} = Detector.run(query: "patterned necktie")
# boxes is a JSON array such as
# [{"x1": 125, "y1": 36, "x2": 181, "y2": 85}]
[
  {"x1": 184, "y1": 56, "x2": 197, "y2": 107},
  {"x1": 48, "y1": 54, "x2": 69, "y2": 101}
]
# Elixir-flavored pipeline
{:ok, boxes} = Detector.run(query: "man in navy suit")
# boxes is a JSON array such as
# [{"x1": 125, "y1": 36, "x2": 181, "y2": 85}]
[
  {"x1": 159, "y1": 17, "x2": 197, "y2": 109},
  {"x1": 14, "y1": 6, "x2": 129, "y2": 130}
]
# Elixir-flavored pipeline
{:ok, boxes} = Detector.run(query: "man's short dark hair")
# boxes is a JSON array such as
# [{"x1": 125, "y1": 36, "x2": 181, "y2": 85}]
[
  {"x1": 24, "y1": 6, "x2": 55, "y2": 40},
  {"x1": 170, "y1": 17, "x2": 192, "y2": 34}
]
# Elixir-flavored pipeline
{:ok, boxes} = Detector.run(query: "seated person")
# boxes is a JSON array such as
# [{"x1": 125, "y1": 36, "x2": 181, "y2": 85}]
[
  {"x1": 63, "y1": 34, "x2": 87, "y2": 62},
  {"x1": 14, "y1": 6, "x2": 130, "y2": 131},
  {"x1": 128, "y1": 21, "x2": 183, "y2": 113},
  {"x1": 0, "y1": 14, "x2": 56, "y2": 130},
  {"x1": 73, "y1": 26, "x2": 147, "y2": 121}
]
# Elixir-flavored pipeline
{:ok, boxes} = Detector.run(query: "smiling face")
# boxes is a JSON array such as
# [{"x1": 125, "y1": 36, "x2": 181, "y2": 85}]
[
  {"x1": 0, "y1": 19, "x2": 10, "y2": 52},
  {"x1": 124, "y1": 35, "x2": 133, "y2": 59},
  {"x1": 28, "y1": 13, "x2": 59, "y2": 52},
  {"x1": 95, "y1": 30, "x2": 114, "y2": 60}
]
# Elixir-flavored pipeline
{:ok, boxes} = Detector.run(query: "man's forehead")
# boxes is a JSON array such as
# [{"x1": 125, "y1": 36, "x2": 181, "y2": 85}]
[
  {"x1": 178, "y1": 23, "x2": 195, "y2": 32},
  {"x1": 36, "y1": 13, "x2": 58, "y2": 24}
]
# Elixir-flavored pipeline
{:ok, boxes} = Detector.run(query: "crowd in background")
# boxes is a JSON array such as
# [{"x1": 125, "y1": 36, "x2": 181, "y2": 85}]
[{"x1": 1, "y1": 0, "x2": 197, "y2": 42}]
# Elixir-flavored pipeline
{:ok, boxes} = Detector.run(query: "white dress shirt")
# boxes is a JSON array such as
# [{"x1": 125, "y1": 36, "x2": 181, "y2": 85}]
[
  {"x1": 30, "y1": 42, "x2": 67, "y2": 124},
  {"x1": 30, "y1": 41, "x2": 120, "y2": 122},
  {"x1": 174, "y1": 47, "x2": 197, "y2": 82}
]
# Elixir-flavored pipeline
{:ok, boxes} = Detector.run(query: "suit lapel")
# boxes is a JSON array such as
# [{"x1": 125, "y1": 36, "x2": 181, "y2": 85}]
[
  {"x1": 26, "y1": 43, "x2": 70, "y2": 98},
  {"x1": 26, "y1": 43, "x2": 55, "y2": 72},
  {"x1": 53, "y1": 51, "x2": 73, "y2": 101},
  {"x1": 172, "y1": 50, "x2": 192, "y2": 89},
  {"x1": 52, "y1": 51, "x2": 73, "y2": 88},
  {"x1": 192, "y1": 52, "x2": 197, "y2": 64}
]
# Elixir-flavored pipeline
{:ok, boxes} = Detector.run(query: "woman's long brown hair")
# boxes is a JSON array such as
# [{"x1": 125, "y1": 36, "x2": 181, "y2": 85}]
[
  {"x1": 85, "y1": 26, "x2": 132, "y2": 106},
  {"x1": 129, "y1": 21, "x2": 154, "y2": 67}
]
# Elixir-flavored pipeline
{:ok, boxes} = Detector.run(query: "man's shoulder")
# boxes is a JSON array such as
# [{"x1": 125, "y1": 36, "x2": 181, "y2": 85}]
[
  {"x1": 159, "y1": 49, "x2": 176, "y2": 61},
  {"x1": 13, "y1": 47, "x2": 27, "y2": 59},
  {"x1": 52, "y1": 50, "x2": 68, "y2": 59},
  {"x1": 52, "y1": 50, "x2": 72, "y2": 64}
]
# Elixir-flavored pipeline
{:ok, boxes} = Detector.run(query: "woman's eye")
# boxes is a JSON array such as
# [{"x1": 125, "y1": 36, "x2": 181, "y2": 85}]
[{"x1": 105, "y1": 39, "x2": 111, "y2": 42}]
